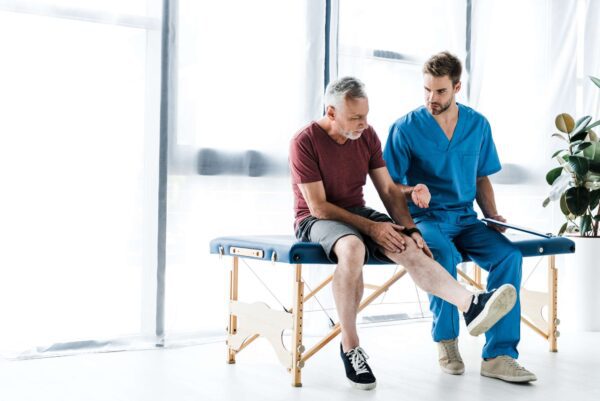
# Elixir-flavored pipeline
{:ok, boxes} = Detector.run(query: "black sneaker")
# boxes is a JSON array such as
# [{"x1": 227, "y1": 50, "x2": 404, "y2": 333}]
[
  {"x1": 464, "y1": 283, "x2": 517, "y2": 336},
  {"x1": 339, "y1": 344, "x2": 377, "y2": 390}
]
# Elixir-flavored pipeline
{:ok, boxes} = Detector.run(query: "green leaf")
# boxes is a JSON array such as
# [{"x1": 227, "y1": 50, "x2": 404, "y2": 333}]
[
  {"x1": 565, "y1": 186, "x2": 591, "y2": 215},
  {"x1": 572, "y1": 142, "x2": 592, "y2": 153},
  {"x1": 560, "y1": 192, "x2": 571, "y2": 216},
  {"x1": 594, "y1": 215, "x2": 600, "y2": 221},
  {"x1": 591, "y1": 189, "x2": 600, "y2": 210},
  {"x1": 570, "y1": 140, "x2": 584, "y2": 147},
  {"x1": 571, "y1": 130, "x2": 589, "y2": 142},
  {"x1": 552, "y1": 133, "x2": 568, "y2": 143},
  {"x1": 567, "y1": 155, "x2": 590, "y2": 177},
  {"x1": 581, "y1": 215, "x2": 592, "y2": 234},
  {"x1": 545, "y1": 167, "x2": 563, "y2": 185},
  {"x1": 551, "y1": 149, "x2": 567, "y2": 158},
  {"x1": 590, "y1": 161, "x2": 600, "y2": 173},
  {"x1": 558, "y1": 222, "x2": 568, "y2": 236},
  {"x1": 571, "y1": 115, "x2": 593, "y2": 136},
  {"x1": 591, "y1": 75, "x2": 600, "y2": 88},
  {"x1": 555, "y1": 113, "x2": 575, "y2": 133},
  {"x1": 586, "y1": 120, "x2": 600, "y2": 132},
  {"x1": 583, "y1": 142, "x2": 600, "y2": 162}
]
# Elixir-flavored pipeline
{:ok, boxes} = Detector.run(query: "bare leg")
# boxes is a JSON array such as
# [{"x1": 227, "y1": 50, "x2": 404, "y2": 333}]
[
  {"x1": 384, "y1": 237, "x2": 472, "y2": 312},
  {"x1": 331, "y1": 235, "x2": 365, "y2": 352}
]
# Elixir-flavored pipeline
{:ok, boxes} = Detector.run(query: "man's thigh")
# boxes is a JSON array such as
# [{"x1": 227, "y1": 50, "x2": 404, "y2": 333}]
[
  {"x1": 305, "y1": 219, "x2": 364, "y2": 263},
  {"x1": 417, "y1": 220, "x2": 463, "y2": 273},
  {"x1": 455, "y1": 221, "x2": 521, "y2": 268}
]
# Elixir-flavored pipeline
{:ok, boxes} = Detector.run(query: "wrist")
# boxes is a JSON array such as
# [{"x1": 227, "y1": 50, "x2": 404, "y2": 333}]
[
  {"x1": 366, "y1": 220, "x2": 377, "y2": 236},
  {"x1": 402, "y1": 226, "x2": 422, "y2": 237}
]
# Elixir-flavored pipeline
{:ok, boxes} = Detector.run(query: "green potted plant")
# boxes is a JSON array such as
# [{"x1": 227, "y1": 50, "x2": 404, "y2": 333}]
[
  {"x1": 544, "y1": 76, "x2": 600, "y2": 236},
  {"x1": 543, "y1": 75, "x2": 600, "y2": 331}
]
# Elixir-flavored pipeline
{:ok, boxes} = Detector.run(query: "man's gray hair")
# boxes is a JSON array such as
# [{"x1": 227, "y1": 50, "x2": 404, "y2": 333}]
[{"x1": 324, "y1": 76, "x2": 367, "y2": 109}]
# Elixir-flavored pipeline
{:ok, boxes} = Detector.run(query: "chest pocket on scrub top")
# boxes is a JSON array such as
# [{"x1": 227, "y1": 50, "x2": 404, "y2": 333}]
[{"x1": 460, "y1": 153, "x2": 478, "y2": 189}]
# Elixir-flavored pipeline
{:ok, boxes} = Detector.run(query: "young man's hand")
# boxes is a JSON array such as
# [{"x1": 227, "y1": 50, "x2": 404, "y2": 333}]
[
  {"x1": 409, "y1": 232, "x2": 434, "y2": 258},
  {"x1": 411, "y1": 184, "x2": 431, "y2": 208},
  {"x1": 368, "y1": 222, "x2": 406, "y2": 253},
  {"x1": 487, "y1": 214, "x2": 507, "y2": 233}
]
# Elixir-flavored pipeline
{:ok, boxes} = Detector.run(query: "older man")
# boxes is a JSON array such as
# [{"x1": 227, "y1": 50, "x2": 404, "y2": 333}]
[
  {"x1": 289, "y1": 76, "x2": 517, "y2": 390},
  {"x1": 384, "y1": 52, "x2": 536, "y2": 383}
]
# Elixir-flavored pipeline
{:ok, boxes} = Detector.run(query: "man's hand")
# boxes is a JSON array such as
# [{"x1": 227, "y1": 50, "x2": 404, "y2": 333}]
[
  {"x1": 411, "y1": 184, "x2": 431, "y2": 208},
  {"x1": 368, "y1": 222, "x2": 406, "y2": 253},
  {"x1": 409, "y1": 232, "x2": 434, "y2": 258},
  {"x1": 487, "y1": 214, "x2": 507, "y2": 233}
]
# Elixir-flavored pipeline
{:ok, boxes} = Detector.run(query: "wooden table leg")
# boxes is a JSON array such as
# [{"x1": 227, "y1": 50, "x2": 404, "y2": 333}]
[
  {"x1": 227, "y1": 256, "x2": 239, "y2": 363},
  {"x1": 291, "y1": 263, "x2": 304, "y2": 387},
  {"x1": 548, "y1": 255, "x2": 559, "y2": 352}
]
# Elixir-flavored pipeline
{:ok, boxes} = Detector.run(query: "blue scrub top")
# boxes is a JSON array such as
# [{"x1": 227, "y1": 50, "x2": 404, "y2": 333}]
[{"x1": 383, "y1": 103, "x2": 501, "y2": 217}]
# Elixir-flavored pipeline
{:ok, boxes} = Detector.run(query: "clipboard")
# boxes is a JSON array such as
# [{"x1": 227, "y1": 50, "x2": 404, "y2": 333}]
[{"x1": 481, "y1": 218, "x2": 553, "y2": 239}]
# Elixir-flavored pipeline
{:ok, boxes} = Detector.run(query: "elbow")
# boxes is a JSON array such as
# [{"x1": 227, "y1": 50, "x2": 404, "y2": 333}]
[{"x1": 309, "y1": 203, "x2": 329, "y2": 220}]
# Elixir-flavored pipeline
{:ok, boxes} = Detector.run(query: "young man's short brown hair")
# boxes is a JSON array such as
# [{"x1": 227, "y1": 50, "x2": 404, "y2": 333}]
[{"x1": 423, "y1": 51, "x2": 462, "y2": 86}]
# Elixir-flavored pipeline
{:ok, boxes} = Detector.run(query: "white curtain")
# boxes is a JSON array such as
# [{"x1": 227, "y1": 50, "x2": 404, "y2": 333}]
[
  {"x1": 164, "y1": 0, "x2": 326, "y2": 338},
  {"x1": 0, "y1": 0, "x2": 162, "y2": 357},
  {"x1": 583, "y1": 0, "x2": 600, "y2": 117},
  {"x1": 469, "y1": 0, "x2": 584, "y2": 234}
]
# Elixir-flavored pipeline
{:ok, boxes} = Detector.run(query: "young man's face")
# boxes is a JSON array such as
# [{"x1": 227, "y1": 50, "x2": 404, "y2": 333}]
[
  {"x1": 330, "y1": 97, "x2": 369, "y2": 140},
  {"x1": 423, "y1": 74, "x2": 461, "y2": 115}
]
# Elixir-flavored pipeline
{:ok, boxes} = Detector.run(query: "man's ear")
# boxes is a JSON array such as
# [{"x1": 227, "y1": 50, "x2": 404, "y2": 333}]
[
  {"x1": 326, "y1": 105, "x2": 336, "y2": 120},
  {"x1": 454, "y1": 81, "x2": 462, "y2": 93}
]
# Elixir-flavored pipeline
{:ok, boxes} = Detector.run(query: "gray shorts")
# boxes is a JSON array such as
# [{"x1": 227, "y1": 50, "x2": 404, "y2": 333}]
[{"x1": 295, "y1": 206, "x2": 394, "y2": 263}]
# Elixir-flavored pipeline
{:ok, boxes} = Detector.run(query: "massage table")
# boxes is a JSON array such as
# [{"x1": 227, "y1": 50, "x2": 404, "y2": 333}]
[{"x1": 209, "y1": 220, "x2": 575, "y2": 387}]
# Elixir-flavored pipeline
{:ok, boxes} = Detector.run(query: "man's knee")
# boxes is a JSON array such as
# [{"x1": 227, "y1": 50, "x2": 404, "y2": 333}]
[
  {"x1": 334, "y1": 235, "x2": 366, "y2": 268},
  {"x1": 390, "y1": 238, "x2": 423, "y2": 265}
]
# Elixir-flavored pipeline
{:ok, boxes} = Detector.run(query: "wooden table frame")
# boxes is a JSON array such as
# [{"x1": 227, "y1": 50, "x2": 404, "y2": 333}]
[{"x1": 225, "y1": 254, "x2": 560, "y2": 387}]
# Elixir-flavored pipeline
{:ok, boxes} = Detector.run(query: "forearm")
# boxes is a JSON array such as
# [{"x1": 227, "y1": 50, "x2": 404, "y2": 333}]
[
  {"x1": 475, "y1": 176, "x2": 499, "y2": 217},
  {"x1": 380, "y1": 187, "x2": 417, "y2": 228},
  {"x1": 396, "y1": 184, "x2": 415, "y2": 201}
]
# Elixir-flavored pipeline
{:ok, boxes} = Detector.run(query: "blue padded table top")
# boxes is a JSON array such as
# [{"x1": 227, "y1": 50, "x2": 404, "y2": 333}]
[{"x1": 210, "y1": 234, "x2": 575, "y2": 265}]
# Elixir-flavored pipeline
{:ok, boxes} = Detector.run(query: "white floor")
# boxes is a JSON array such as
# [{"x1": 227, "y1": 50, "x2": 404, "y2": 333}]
[{"x1": 1, "y1": 321, "x2": 599, "y2": 401}]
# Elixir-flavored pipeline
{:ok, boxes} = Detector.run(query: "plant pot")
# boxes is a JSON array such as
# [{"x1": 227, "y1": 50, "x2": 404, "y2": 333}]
[{"x1": 560, "y1": 236, "x2": 600, "y2": 332}]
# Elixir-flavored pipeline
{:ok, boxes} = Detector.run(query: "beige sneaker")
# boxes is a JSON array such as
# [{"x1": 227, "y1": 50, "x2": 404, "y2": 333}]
[
  {"x1": 481, "y1": 356, "x2": 537, "y2": 383},
  {"x1": 438, "y1": 339, "x2": 465, "y2": 375}
]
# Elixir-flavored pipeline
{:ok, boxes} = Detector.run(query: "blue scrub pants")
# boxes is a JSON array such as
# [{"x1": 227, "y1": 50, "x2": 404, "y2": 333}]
[{"x1": 416, "y1": 209, "x2": 522, "y2": 359}]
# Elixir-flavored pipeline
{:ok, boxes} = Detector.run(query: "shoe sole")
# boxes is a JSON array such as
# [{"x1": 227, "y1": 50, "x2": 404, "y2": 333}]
[
  {"x1": 467, "y1": 284, "x2": 517, "y2": 336},
  {"x1": 440, "y1": 366, "x2": 465, "y2": 375},
  {"x1": 348, "y1": 379, "x2": 377, "y2": 390},
  {"x1": 481, "y1": 371, "x2": 537, "y2": 383}
]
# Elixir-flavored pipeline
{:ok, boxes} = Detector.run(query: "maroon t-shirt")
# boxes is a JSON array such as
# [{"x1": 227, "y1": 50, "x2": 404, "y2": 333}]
[{"x1": 289, "y1": 121, "x2": 386, "y2": 229}]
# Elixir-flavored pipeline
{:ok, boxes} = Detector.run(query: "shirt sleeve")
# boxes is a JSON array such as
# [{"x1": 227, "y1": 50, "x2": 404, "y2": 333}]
[
  {"x1": 368, "y1": 128, "x2": 387, "y2": 170},
  {"x1": 289, "y1": 134, "x2": 322, "y2": 184},
  {"x1": 383, "y1": 121, "x2": 411, "y2": 184},
  {"x1": 477, "y1": 119, "x2": 502, "y2": 177}
]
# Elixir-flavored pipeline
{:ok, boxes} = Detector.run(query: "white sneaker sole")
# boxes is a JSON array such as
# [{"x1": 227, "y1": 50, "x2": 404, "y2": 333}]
[
  {"x1": 467, "y1": 284, "x2": 517, "y2": 336},
  {"x1": 481, "y1": 371, "x2": 538, "y2": 383},
  {"x1": 440, "y1": 365, "x2": 465, "y2": 375},
  {"x1": 348, "y1": 379, "x2": 377, "y2": 390}
]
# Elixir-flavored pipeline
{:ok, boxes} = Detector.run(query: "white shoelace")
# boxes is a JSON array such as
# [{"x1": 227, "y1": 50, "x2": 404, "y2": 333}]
[
  {"x1": 443, "y1": 342, "x2": 462, "y2": 362},
  {"x1": 347, "y1": 347, "x2": 370, "y2": 375},
  {"x1": 499, "y1": 356, "x2": 528, "y2": 372}
]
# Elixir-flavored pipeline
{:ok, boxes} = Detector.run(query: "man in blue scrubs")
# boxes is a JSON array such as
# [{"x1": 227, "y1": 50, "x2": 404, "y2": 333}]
[{"x1": 383, "y1": 51, "x2": 536, "y2": 383}]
